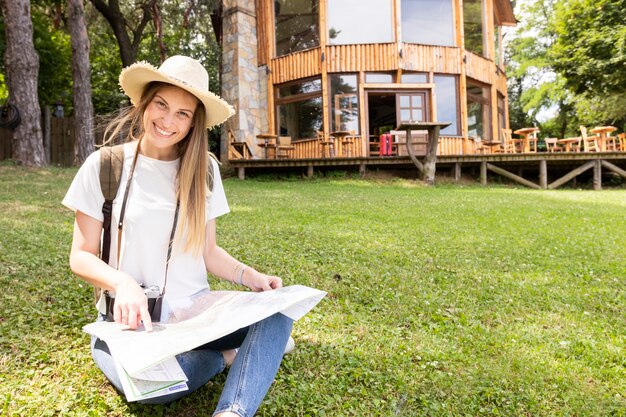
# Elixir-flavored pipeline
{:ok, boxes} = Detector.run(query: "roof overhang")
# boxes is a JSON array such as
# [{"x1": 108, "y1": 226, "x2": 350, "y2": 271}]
[{"x1": 494, "y1": 0, "x2": 518, "y2": 27}]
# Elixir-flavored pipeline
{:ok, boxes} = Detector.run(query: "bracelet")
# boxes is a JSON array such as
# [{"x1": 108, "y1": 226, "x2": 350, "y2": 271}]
[
  {"x1": 237, "y1": 264, "x2": 249, "y2": 286},
  {"x1": 232, "y1": 263, "x2": 242, "y2": 284}
]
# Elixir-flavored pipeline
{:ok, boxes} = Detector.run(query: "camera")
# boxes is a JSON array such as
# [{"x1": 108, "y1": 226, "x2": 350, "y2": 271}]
[{"x1": 104, "y1": 284, "x2": 163, "y2": 323}]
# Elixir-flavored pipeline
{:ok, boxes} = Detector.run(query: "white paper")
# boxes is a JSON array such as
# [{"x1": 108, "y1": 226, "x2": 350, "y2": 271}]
[
  {"x1": 84, "y1": 285, "x2": 326, "y2": 378},
  {"x1": 114, "y1": 356, "x2": 188, "y2": 402}
]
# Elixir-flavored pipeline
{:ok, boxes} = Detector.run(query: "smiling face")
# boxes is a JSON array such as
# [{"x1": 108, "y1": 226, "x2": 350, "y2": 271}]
[{"x1": 141, "y1": 84, "x2": 199, "y2": 160}]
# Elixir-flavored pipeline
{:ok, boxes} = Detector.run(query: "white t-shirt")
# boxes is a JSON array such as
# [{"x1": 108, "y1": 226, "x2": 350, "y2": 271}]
[{"x1": 63, "y1": 142, "x2": 230, "y2": 314}]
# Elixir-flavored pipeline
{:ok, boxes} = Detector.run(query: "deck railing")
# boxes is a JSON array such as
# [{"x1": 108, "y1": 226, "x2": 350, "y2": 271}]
[{"x1": 230, "y1": 135, "x2": 624, "y2": 161}]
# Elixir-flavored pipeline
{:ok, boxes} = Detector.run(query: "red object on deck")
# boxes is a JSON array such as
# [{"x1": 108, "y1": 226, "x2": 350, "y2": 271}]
[{"x1": 380, "y1": 133, "x2": 392, "y2": 156}]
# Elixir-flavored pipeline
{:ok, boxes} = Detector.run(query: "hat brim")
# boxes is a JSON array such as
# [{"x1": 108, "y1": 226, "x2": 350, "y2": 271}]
[{"x1": 119, "y1": 62, "x2": 234, "y2": 128}]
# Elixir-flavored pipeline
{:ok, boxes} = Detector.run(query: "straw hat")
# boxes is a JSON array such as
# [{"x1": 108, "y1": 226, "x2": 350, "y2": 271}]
[{"x1": 119, "y1": 55, "x2": 234, "y2": 128}]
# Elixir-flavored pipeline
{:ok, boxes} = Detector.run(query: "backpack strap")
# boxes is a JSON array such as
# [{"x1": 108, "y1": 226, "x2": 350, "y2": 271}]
[
  {"x1": 93, "y1": 144, "x2": 124, "y2": 305},
  {"x1": 99, "y1": 144, "x2": 125, "y2": 265}
]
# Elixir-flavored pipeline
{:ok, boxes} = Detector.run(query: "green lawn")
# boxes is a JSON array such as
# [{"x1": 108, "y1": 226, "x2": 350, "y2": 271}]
[{"x1": 1, "y1": 164, "x2": 624, "y2": 416}]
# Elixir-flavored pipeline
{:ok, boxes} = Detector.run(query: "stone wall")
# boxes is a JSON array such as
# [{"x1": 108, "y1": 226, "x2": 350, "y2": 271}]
[{"x1": 220, "y1": 0, "x2": 268, "y2": 161}]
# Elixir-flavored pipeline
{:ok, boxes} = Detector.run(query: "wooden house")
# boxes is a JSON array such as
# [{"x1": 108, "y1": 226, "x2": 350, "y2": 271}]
[{"x1": 218, "y1": 0, "x2": 516, "y2": 161}]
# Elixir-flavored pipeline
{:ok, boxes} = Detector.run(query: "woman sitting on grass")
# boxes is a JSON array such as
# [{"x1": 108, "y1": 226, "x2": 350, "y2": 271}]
[{"x1": 63, "y1": 55, "x2": 293, "y2": 417}]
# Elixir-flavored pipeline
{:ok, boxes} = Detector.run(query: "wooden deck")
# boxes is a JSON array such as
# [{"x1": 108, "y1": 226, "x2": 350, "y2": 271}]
[{"x1": 228, "y1": 151, "x2": 626, "y2": 190}]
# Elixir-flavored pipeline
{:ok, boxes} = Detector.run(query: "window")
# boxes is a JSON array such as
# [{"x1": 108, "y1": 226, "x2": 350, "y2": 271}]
[
  {"x1": 401, "y1": 0, "x2": 454, "y2": 46},
  {"x1": 328, "y1": 0, "x2": 393, "y2": 45},
  {"x1": 330, "y1": 74, "x2": 359, "y2": 133},
  {"x1": 401, "y1": 72, "x2": 428, "y2": 83},
  {"x1": 466, "y1": 80, "x2": 491, "y2": 139},
  {"x1": 275, "y1": 0, "x2": 320, "y2": 56},
  {"x1": 276, "y1": 78, "x2": 323, "y2": 139},
  {"x1": 365, "y1": 73, "x2": 394, "y2": 83},
  {"x1": 463, "y1": 0, "x2": 485, "y2": 56},
  {"x1": 398, "y1": 93, "x2": 427, "y2": 123},
  {"x1": 434, "y1": 75, "x2": 459, "y2": 135}
]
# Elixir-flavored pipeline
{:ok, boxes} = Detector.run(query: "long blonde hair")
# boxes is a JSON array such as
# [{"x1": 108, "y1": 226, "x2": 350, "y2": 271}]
[{"x1": 102, "y1": 81, "x2": 213, "y2": 256}]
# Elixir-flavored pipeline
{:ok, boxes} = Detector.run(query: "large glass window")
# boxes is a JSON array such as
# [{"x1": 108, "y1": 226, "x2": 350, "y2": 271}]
[
  {"x1": 401, "y1": 0, "x2": 454, "y2": 46},
  {"x1": 463, "y1": 0, "x2": 485, "y2": 56},
  {"x1": 330, "y1": 74, "x2": 359, "y2": 133},
  {"x1": 434, "y1": 75, "x2": 459, "y2": 135},
  {"x1": 328, "y1": 0, "x2": 393, "y2": 45},
  {"x1": 466, "y1": 80, "x2": 491, "y2": 140},
  {"x1": 276, "y1": 78, "x2": 323, "y2": 139},
  {"x1": 275, "y1": 0, "x2": 320, "y2": 56}
]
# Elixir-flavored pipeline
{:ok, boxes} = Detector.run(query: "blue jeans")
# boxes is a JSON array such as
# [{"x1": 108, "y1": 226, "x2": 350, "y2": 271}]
[{"x1": 91, "y1": 313, "x2": 293, "y2": 417}]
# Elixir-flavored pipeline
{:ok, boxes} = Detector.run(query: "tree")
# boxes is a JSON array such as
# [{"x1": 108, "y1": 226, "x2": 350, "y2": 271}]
[
  {"x1": 506, "y1": 0, "x2": 626, "y2": 136},
  {"x1": 1, "y1": 0, "x2": 46, "y2": 166},
  {"x1": 550, "y1": 0, "x2": 626, "y2": 128},
  {"x1": 89, "y1": 0, "x2": 156, "y2": 67},
  {"x1": 68, "y1": 0, "x2": 94, "y2": 163}
]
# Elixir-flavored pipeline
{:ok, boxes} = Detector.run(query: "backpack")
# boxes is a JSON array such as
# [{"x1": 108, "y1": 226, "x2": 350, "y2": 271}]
[{"x1": 94, "y1": 144, "x2": 214, "y2": 303}]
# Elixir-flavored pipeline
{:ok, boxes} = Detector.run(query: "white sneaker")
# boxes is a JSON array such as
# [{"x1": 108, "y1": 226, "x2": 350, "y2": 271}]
[{"x1": 284, "y1": 336, "x2": 295, "y2": 354}]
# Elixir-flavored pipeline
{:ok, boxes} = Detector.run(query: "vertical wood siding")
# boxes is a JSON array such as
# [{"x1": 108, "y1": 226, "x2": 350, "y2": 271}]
[
  {"x1": 325, "y1": 43, "x2": 398, "y2": 72},
  {"x1": 401, "y1": 44, "x2": 462, "y2": 74},
  {"x1": 270, "y1": 48, "x2": 322, "y2": 84}
]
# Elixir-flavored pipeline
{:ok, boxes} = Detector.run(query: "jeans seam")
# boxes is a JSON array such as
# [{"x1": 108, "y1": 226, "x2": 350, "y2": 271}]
[{"x1": 229, "y1": 321, "x2": 258, "y2": 417}]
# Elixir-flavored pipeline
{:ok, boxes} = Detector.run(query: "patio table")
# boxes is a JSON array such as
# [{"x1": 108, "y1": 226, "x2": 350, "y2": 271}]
[
  {"x1": 330, "y1": 131, "x2": 353, "y2": 157},
  {"x1": 397, "y1": 121, "x2": 450, "y2": 185},
  {"x1": 557, "y1": 137, "x2": 580, "y2": 152},
  {"x1": 256, "y1": 133, "x2": 277, "y2": 159},
  {"x1": 590, "y1": 126, "x2": 617, "y2": 151},
  {"x1": 514, "y1": 127, "x2": 540, "y2": 153}
]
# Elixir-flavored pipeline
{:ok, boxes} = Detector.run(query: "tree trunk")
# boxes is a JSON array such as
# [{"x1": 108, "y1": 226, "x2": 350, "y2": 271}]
[
  {"x1": 90, "y1": 0, "x2": 156, "y2": 67},
  {"x1": 68, "y1": 0, "x2": 95, "y2": 164},
  {"x1": 1, "y1": 0, "x2": 46, "y2": 167}
]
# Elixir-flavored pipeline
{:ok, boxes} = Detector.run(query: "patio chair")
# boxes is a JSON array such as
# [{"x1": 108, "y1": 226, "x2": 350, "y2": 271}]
[
  {"x1": 501, "y1": 128, "x2": 519, "y2": 153},
  {"x1": 545, "y1": 137, "x2": 563, "y2": 152},
  {"x1": 276, "y1": 136, "x2": 295, "y2": 158},
  {"x1": 618, "y1": 133, "x2": 626, "y2": 151},
  {"x1": 317, "y1": 131, "x2": 335, "y2": 157},
  {"x1": 580, "y1": 126, "x2": 599, "y2": 152},
  {"x1": 228, "y1": 129, "x2": 252, "y2": 159},
  {"x1": 604, "y1": 133, "x2": 619, "y2": 151},
  {"x1": 472, "y1": 136, "x2": 487, "y2": 154}
]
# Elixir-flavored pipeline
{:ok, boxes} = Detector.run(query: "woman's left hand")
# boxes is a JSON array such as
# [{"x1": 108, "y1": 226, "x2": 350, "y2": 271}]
[{"x1": 244, "y1": 270, "x2": 282, "y2": 292}]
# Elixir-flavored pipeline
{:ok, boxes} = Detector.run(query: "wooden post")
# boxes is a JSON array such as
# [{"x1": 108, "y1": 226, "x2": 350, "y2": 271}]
[
  {"x1": 359, "y1": 163, "x2": 366, "y2": 177},
  {"x1": 480, "y1": 161, "x2": 487, "y2": 185},
  {"x1": 539, "y1": 159, "x2": 547, "y2": 189},
  {"x1": 43, "y1": 106, "x2": 51, "y2": 164},
  {"x1": 593, "y1": 160, "x2": 602, "y2": 190},
  {"x1": 454, "y1": 162, "x2": 461, "y2": 181},
  {"x1": 601, "y1": 160, "x2": 626, "y2": 179},
  {"x1": 237, "y1": 167, "x2": 245, "y2": 180},
  {"x1": 307, "y1": 165, "x2": 314, "y2": 178}
]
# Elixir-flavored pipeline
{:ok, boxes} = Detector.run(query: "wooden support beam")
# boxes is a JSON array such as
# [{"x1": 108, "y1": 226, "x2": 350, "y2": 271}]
[
  {"x1": 594, "y1": 160, "x2": 602, "y2": 190},
  {"x1": 539, "y1": 159, "x2": 547, "y2": 189},
  {"x1": 454, "y1": 162, "x2": 461, "y2": 181},
  {"x1": 548, "y1": 160, "x2": 595, "y2": 189},
  {"x1": 359, "y1": 163, "x2": 366, "y2": 177},
  {"x1": 237, "y1": 167, "x2": 245, "y2": 180},
  {"x1": 487, "y1": 163, "x2": 541, "y2": 189},
  {"x1": 601, "y1": 160, "x2": 626, "y2": 178},
  {"x1": 306, "y1": 165, "x2": 314, "y2": 178},
  {"x1": 480, "y1": 161, "x2": 487, "y2": 185}
]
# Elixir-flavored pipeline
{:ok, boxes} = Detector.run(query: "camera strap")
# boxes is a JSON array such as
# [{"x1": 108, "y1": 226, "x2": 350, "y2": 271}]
[{"x1": 116, "y1": 139, "x2": 179, "y2": 296}]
